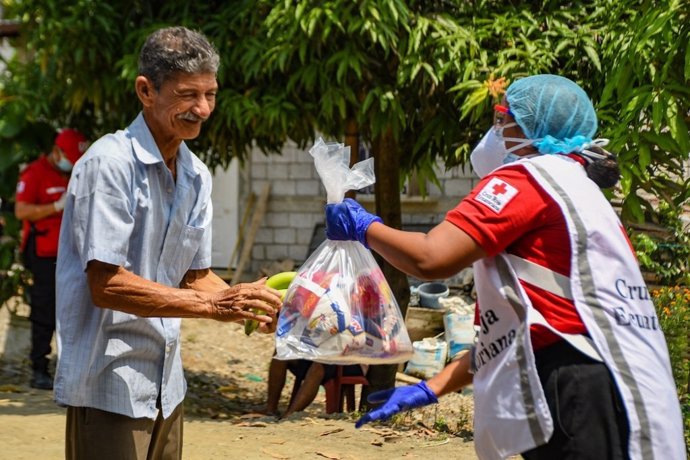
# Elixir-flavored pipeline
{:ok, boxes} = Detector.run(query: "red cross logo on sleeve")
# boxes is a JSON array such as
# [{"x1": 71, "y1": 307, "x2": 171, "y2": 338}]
[
  {"x1": 492, "y1": 182, "x2": 508, "y2": 195},
  {"x1": 475, "y1": 177, "x2": 519, "y2": 213}
]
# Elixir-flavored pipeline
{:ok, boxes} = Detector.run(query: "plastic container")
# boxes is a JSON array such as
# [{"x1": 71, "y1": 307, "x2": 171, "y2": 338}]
[
  {"x1": 443, "y1": 309, "x2": 476, "y2": 359},
  {"x1": 439, "y1": 296, "x2": 476, "y2": 359},
  {"x1": 417, "y1": 282, "x2": 450, "y2": 309},
  {"x1": 404, "y1": 337, "x2": 448, "y2": 379}
]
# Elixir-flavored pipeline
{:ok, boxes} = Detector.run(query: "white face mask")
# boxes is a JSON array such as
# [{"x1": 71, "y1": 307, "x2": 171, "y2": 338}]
[
  {"x1": 470, "y1": 129, "x2": 506, "y2": 178},
  {"x1": 470, "y1": 126, "x2": 537, "y2": 178}
]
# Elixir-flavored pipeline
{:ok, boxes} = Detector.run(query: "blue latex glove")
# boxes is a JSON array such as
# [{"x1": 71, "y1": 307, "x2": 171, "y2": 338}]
[
  {"x1": 325, "y1": 198, "x2": 383, "y2": 248},
  {"x1": 355, "y1": 381, "x2": 438, "y2": 428}
]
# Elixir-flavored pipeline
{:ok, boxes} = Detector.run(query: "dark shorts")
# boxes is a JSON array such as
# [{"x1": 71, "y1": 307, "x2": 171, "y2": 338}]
[
  {"x1": 522, "y1": 340, "x2": 630, "y2": 460},
  {"x1": 287, "y1": 360, "x2": 364, "y2": 384}
]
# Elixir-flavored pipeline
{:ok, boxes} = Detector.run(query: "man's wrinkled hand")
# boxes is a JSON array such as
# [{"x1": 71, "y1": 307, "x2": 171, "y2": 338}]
[{"x1": 210, "y1": 278, "x2": 282, "y2": 323}]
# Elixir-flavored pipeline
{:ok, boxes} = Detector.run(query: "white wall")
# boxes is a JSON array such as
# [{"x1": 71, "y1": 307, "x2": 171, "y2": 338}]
[{"x1": 210, "y1": 159, "x2": 239, "y2": 269}]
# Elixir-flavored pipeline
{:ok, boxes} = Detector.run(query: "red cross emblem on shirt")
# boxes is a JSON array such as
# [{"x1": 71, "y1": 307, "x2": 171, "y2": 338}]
[{"x1": 492, "y1": 182, "x2": 508, "y2": 195}]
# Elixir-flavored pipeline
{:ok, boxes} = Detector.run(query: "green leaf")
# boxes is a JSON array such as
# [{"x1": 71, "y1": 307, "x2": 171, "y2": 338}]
[
  {"x1": 460, "y1": 86, "x2": 489, "y2": 121},
  {"x1": 651, "y1": 91, "x2": 664, "y2": 133},
  {"x1": 0, "y1": 119, "x2": 22, "y2": 138},
  {"x1": 583, "y1": 45, "x2": 601, "y2": 71},
  {"x1": 668, "y1": 109, "x2": 690, "y2": 155},
  {"x1": 685, "y1": 41, "x2": 690, "y2": 81},
  {"x1": 637, "y1": 143, "x2": 651, "y2": 171}
]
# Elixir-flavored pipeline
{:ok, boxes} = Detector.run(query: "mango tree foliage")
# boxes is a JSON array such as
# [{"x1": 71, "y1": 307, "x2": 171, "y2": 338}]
[
  {"x1": 2, "y1": 1, "x2": 686, "y2": 217},
  {"x1": 0, "y1": 0, "x2": 688, "y2": 369},
  {"x1": 597, "y1": 0, "x2": 690, "y2": 224}
]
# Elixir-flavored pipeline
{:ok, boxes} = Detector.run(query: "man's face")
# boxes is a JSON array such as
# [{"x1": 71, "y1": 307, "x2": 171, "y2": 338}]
[{"x1": 144, "y1": 72, "x2": 218, "y2": 142}]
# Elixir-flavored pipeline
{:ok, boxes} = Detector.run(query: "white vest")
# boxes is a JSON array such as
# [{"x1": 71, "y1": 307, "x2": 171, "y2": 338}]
[{"x1": 471, "y1": 155, "x2": 685, "y2": 460}]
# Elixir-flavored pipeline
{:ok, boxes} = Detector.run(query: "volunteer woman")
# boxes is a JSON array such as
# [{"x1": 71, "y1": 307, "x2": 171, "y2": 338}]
[{"x1": 325, "y1": 75, "x2": 684, "y2": 459}]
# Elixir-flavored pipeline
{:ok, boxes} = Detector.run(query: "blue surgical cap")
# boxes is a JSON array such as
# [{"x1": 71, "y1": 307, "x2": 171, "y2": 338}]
[{"x1": 506, "y1": 75, "x2": 597, "y2": 154}]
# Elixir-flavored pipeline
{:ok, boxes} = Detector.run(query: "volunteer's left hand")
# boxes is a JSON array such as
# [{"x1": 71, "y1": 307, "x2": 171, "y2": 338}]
[
  {"x1": 355, "y1": 381, "x2": 438, "y2": 428},
  {"x1": 325, "y1": 198, "x2": 382, "y2": 248},
  {"x1": 53, "y1": 193, "x2": 67, "y2": 212}
]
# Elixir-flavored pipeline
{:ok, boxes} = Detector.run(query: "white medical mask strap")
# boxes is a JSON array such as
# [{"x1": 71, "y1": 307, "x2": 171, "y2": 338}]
[
  {"x1": 494, "y1": 123, "x2": 517, "y2": 139},
  {"x1": 579, "y1": 138, "x2": 611, "y2": 162},
  {"x1": 504, "y1": 138, "x2": 535, "y2": 154}
]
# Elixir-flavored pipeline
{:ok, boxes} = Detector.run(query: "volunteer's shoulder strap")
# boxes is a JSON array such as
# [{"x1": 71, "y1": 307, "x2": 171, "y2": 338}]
[{"x1": 506, "y1": 254, "x2": 572, "y2": 300}]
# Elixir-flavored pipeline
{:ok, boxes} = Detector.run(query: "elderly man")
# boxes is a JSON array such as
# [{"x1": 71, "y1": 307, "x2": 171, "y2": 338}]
[{"x1": 54, "y1": 26, "x2": 281, "y2": 459}]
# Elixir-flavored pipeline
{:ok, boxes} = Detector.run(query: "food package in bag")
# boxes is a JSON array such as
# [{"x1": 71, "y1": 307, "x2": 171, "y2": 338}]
[{"x1": 275, "y1": 138, "x2": 413, "y2": 365}]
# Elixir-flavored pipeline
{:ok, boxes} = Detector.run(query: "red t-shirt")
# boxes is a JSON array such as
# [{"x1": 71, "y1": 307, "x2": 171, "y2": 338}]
[
  {"x1": 446, "y1": 165, "x2": 587, "y2": 350},
  {"x1": 16, "y1": 155, "x2": 68, "y2": 257}
]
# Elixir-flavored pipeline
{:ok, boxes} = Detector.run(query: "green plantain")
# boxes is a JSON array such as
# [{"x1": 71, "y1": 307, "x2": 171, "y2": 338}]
[{"x1": 244, "y1": 272, "x2": 296, "y2": 336}]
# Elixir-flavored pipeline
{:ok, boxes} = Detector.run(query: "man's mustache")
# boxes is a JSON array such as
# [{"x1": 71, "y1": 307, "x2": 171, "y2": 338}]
[{"x1": 177, "y1": 112, "x2": 207, "y2": 122}]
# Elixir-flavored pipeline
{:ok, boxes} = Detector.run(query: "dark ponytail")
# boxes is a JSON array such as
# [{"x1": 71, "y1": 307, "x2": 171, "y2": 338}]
[{"x1": 580, "y1": 145, "x2": 620, "y2": 189}]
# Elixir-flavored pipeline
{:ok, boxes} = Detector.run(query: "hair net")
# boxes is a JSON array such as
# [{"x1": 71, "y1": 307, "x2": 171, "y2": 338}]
[{"x1": 505, "y1": 75, "x2": 597, "y2": 154}]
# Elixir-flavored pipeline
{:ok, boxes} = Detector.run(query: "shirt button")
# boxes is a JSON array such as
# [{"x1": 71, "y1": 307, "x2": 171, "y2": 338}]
[{"x1": 167, "y1": 188, "x2": 172, "y2": 193}]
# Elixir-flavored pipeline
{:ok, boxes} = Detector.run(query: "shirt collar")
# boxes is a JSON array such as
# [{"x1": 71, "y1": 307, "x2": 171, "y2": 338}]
[
  {"x1": 128, "y1": 112, "x2": 197, "y2": 179},
  {"x1": 129, "y1": 113, "x2": 163, "y2": 165}
]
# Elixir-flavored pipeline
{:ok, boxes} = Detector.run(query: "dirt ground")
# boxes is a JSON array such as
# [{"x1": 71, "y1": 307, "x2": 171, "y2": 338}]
[{"x1": 0, "y1": 308, "x2": 479, "y2": 460}]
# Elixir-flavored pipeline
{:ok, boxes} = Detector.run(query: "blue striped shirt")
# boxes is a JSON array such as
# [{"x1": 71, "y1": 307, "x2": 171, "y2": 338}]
[{"x1": 54, "y1": 113, "x2": 213, "y2": 419}]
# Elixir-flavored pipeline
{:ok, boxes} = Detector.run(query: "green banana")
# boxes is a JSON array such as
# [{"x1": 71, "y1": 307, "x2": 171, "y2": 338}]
[
  {"x1": 244, "y1": 314, "x2": 261, "y2": 336},
  {"x1": 244, "y1": 273, "x2": 296, "y2": 336},
  {"x1": 266, "y1": 271, "x2": 298, "y2": 290}
]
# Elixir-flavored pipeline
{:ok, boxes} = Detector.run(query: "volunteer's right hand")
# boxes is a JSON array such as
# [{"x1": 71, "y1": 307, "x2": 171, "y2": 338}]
[
  {"x1": 209, "y1": 280, "x2": 281, "y2": 323},
  {"x1": 325, "y1": 198, "x2": 382, "y2": 248},
  {"x1": 355, "y1": 381, "x2": 438, "y2": 428}
]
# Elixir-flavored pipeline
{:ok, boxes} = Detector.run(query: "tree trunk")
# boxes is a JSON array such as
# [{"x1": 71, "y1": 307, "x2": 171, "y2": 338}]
[{"x1": 360, "y1": 127, "x2": 411, "y2": 410}]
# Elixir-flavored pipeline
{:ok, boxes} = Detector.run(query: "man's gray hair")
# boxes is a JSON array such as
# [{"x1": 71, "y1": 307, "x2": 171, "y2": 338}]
[{"x1": 138, "y1": 26, "x2": 220, "y2": 89}]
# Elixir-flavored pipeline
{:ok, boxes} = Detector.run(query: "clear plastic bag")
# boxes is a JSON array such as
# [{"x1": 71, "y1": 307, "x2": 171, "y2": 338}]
[{"x1": 274, "y1": 138, "x2": 413, "y2": 365}]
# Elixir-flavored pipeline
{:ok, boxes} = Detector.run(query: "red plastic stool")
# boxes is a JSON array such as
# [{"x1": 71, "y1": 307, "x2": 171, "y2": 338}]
[{"x1": 323, "y1": 365, "x2": 369, "y2": 414}]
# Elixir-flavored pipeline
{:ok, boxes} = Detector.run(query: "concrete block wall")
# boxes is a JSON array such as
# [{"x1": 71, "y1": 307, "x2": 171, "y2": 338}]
[
  {"x1": 241, "y1": 141, "x2": 479, "y2": 278},
  {"x1": 243, "y1": 142, "x2": 326, "y2": 277}
]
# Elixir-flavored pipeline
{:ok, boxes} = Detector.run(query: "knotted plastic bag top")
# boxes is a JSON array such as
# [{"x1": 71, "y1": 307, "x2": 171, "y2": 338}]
[{"x1": 309, "y1": 137, "x2": 375, "y2": 204}]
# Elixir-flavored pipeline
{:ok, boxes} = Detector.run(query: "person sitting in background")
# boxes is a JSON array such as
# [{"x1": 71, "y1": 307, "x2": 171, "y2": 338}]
[
  {"x1": 265, "y1": 356, "x2": 366, "y2": 418},
  {"x1": 14, "y1": 128, "x2": 88, "y2": 389}
]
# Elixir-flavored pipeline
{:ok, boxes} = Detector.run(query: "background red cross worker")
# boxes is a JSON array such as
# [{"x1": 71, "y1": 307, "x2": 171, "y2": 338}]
[{"x1": 14, "y1": 128, "x2": 88, "y2": 390}]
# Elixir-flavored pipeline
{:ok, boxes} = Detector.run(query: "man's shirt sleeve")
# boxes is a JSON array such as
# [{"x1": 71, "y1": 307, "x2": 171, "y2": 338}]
[
  {"x1": 71, "y1": 154, "x2": 134, "y2": 271},
  {"x1": 16, "y1": 165, "x2": 39, "y2": 204}
]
